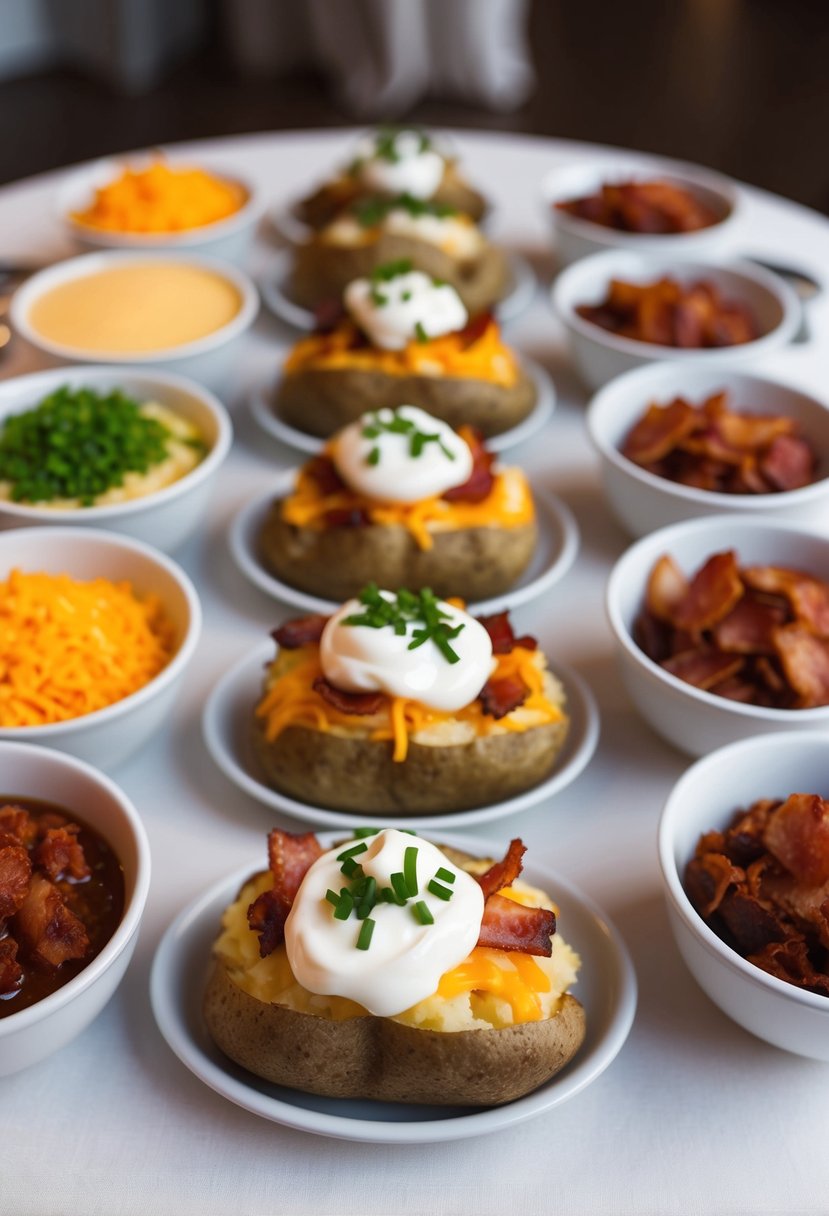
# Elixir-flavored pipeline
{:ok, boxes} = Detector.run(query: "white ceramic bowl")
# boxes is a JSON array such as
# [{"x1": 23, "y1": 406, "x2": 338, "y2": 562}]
[
  {"x1": 659, "y1": 731, "x2": 829, "y2": 1059},
  {"x1": 587, "y1": 364, "x2": 829, "y2": 537},
  {"x1": 541, "y1": 157, "x2": 740, "y2": 267},
  {"x1": 58, "y1": 154, "x2": 264, "y2": 263},
  {"x1": 0, "y1": 739, "x2": 151, "y2": 1075},
  {"x1": 9, "y1": 251, "x2": 259, "y2": 393},
  {"x1": 0, "y1": 526, "x2": 201, "y2": 768},
  {"x1": 0, "y1": 365, "x2": 232, "y2": 552},
  {"x1": 606, "y1": 515, "x2": 829, "y2": 757},
  {"x1": 552, "y1": 251, "x2": 800, "y2": 390}
]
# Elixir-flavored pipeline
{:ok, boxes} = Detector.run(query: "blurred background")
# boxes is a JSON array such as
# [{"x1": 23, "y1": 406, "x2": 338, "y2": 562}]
[{"x1": 1, "y1": 0, "x2": 828, "y2": 213}]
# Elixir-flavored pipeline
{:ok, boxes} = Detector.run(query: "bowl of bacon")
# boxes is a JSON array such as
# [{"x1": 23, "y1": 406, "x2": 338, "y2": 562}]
[
  {"x1": 552, "y1": 251, "x2": 800, "y2": 390},
  {"x1": 606, "y1": 515, "x2": 829, "y2": 757},
  {"x1": 0, "y1": 739, "x2": 151, "y2": 1075},
  {"x1": 659, "y1": 730, "x2": 829, "y2": 1059},
  {"x1": 0, "y1": 526, "x2": 201, "y2": 769},
  {"x1": 587, "y1": 364, "x2": 829, "y2": 537}
]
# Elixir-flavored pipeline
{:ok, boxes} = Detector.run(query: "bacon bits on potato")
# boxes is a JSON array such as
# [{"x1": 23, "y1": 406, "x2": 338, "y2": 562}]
[
  {"x1": 556, "y1": 179, "x2": 720, "y2": 234},
  {"x1": 635, "y1": 551, "x2": 829, "y2": 708},
  {"x1": 576, "y1": 278, "x2": 759, "y2": 348}
]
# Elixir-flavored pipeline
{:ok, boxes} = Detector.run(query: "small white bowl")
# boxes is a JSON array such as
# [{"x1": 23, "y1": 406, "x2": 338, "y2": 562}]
[
  {"x1": 58, "y1": 154, "x2": 264, "y2": 264},
  {"x1": 9, "y1": 251, "x2": 259, "y2": 393},
  {"x1": 0, "y1": 526, "x2": 201, "y2": 768},
  {"x1": 659, "y1": 731, "x2": 829, "y2": 1059},
  {"x1": 606, "y1": 515, "x2": 829, "y2": 757},
  {"x1": 541, "y1": 157, "x2": 740, "y2": 267},
  {"x1": 552, "y1": 251, "x2": 800, "y2": 390},
  {"x1": 587, "y1": 364, "x2": 829, "y2": 537},
  {"x1": 0, "y1": 365, "x2": 232, "y2": 552},
  {"x1": 0, "y1": 739, "x2": 151, "y2": 1075}
]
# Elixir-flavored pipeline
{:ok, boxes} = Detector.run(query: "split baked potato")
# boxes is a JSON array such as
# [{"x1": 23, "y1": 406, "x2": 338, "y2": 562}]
[{"x1": 203, "y1": 832, "x2": 586, "y2": 1106}]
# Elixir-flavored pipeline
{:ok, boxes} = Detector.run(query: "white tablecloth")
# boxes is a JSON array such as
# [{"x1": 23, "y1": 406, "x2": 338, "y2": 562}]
[{"x1": 2, "y1": 130, "x2": 828, "y2": 1216}]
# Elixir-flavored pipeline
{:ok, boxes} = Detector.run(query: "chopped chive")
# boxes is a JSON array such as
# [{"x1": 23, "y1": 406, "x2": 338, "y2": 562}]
[
  {"x1": 390, "y1": 871, "x2": 410, "y2": 903},
  {"x1": 427, "y1": 880, "x2": 453, "y2": 901},
  {"x1": 414, "y1": 320, "x2": 428, "y2": 343},
  {"x1": 356, "y1": 918, "x2": 375, "y2": 950},
  {"x1": 356, "y1": 876, "x2": 377, "y2": 919},
  {"x1": 325, "y1": 889, "x2": 340, "y2": 907},
  {"x1": 340, "y1": 857, "x2": 364, "y2": 879},
  {"x1": 435, "y1": 867, "x2": 455, "y2": 883},
  {"x1": 353, "y1": 827, "x2": 381, "y2": 838},
  {"x1": 412, "y1": 900, "x2": 434, "y2": 925},
  {"x1": 404, "y1": 845, "x2": 419, "y2": 897},
  {"x1": 333, "y1": 889, "x2": 354, "y2": 921},
  {"x1": 337, "y1": 842, "x2": 369, "y2": 861}
]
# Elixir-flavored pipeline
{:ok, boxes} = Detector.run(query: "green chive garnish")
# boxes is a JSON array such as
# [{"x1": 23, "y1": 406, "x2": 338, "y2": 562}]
[
  {"x1": 356, "y1": 918, "x2": 375, "y2": 950},
  {"x1": 340, "y1": 857, "x2": 364, "y2": 879},
  {"x1": 412, "y1": 900, "x2": 434, "y2": 925},
  {"x1": 353, "y1": 827, "x2": 381, "y2": 838},
  {"x1": 414, "y1": 320, "x2": 428, "y2": 343},
  {"x1": 333, "y1": 889, "x2": 353, "y2": 921},
  {"x1": 390, "y1": 871, "x2": 410, "y2": 903},
  {"x1": 337, "y1": 842, "x2": 369, "y2": 862},
  {"x1": 435, "y1": 867, "x2": 455, "y2": 883},
  {"x1": 356, "y1": 876, "x2": 377, "y2": 919},
  {"x1": 325, "y1": 889, "x2": 340, "y2": 907},
  {"x1": 427, "y1": 880, "x2": 453, "y2": 901},
  {"x1": 341, "y1": 585, "x2": 465, "y2": 666},
  {"x1": 404, "y1": 845, "x2": 419, "y2": 897}
]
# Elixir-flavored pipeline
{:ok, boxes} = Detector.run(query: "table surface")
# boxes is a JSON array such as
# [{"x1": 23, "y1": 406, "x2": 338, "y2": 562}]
[{"x1": 2, "y1": 130, "x2": 829, "y2": 1216}]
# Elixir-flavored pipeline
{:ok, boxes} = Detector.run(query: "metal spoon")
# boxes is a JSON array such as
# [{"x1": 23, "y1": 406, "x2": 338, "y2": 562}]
[{"x1": 745, "y1": 256, "x2": 822, "y2": 344}]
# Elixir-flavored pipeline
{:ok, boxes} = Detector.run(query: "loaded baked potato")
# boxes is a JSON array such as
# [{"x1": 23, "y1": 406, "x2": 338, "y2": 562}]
[
  {"x1": 290, "y1": 194, "x2": 510, "y2": 315},
  {"x1": 294, "y1": 128, "x2": 487, "y2": 231},
  {"x1": 251, "y1": 588, "x2": 569, "y2": 814},
  {"x1": 203, "y1": 827, "x2": 586, "y2": 1105},
  {"x1": 275, "y1": 261, "x2": 537, "y2": 440},
  {"x1": 258, "y1": 405, "x2": 537, "y2": 603}
]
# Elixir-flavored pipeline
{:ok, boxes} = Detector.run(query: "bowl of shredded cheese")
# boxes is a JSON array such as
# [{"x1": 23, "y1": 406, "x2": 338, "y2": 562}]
[
  {"x1": 58, "y1": 154, "x2": 263, "y2": 263},
  {"x1": 0, "y1": 526, "x2": 201, "y2": 768}
]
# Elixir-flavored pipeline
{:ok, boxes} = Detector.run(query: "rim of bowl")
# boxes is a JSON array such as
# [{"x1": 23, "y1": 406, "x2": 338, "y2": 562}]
[
  {"x1": 551, "y1": 252, "x2": 801, "y2": 360},
  {"x1": 586, "y1": 366, "x2": 829, "y2": 512},
  {"x1": 605, "y1": 514, "x2": 829, "y2": 723},
  {"x1": 9, "y1": 251, "x2": 260, "y2": 365},
  {"x1": 0, "y1": 525, "x2": 202, "y2": 741},
  {"x1": 657, "y1": 729, "x2": 829, "y2": 1012},
  {"x1": 0, "y1": 739, "x2": 152, "y2": 1036},
  {"x1": 0, "y1": 365, "x2": 233, "y2": 524},
  {"x1": 59, "y1": 154, "x2": 264, "y2": 248},
  {"x1": 541, "y1": 158, "x2": 741, "y2": 246}
]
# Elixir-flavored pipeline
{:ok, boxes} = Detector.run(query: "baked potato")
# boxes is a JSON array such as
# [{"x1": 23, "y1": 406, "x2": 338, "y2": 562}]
[
  {"x1": 203, "y1": 829, "x2": 586, "y2": 1106},
  {"x1": 258, "y1": 415, "x2": 537, "y2": 603},
  {"x1": 251, "y1": 593, "x2": 570, "y2": 815}
]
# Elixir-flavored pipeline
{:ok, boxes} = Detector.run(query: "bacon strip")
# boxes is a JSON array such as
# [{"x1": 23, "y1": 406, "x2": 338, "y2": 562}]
[
  {"x1": 0, "y1": 938, "x2": 21, "y2": 996},
  {"x1": 272, "y1": 614, "x2": 330, "y2": 650},
  {"x1": 772, "y1": 625, "x2": 829, "y2": 707},
  {"x1": 476, "y1": 839, "x2": 526, "y2": 899},
  {"x1": 671, "y1": 551, "x2": 743, "y2": 632},
  {"x1": 250, "y1": 830, "x2": 324, "y2": 958},
  {"x1": 306, "y1": 455, "x2": 347, "y2": 496},
  {"x1": 0, "y1": 805, "x2": 36, "y2": 847},
  {"x1": 442, "y1": 429, "x2": 496, "y2": 503},
  {"x1": 0, "y1": 843, "x2": 32, "y2": 919},
  {"x1": 312, "y1": 677, "x2": 385, "y2": 716},
  {"x1": 476, "y1": 892, "x2": 556, "y2": 956},
  {"x1": 622, "y1": 397, "x2": 699, "y2": 465},
  {"x1": 478, "y1": 674, "x2": 528, "y2": 719},
  {"x1": 33, "y1": 825, "x2": 90, "y2": 882},
  {"x1": 744, "y1": 567, "x2": 829, "y2": 637},
  {"x1": 763, "y1": 793, "x2": 829, "y2": 886},
  {"x1": 13, "y1": 873, "x2": 89, "y2": 968},
  {"x1": 477, "y1": 611, "x2": 537, "y2": 654}
]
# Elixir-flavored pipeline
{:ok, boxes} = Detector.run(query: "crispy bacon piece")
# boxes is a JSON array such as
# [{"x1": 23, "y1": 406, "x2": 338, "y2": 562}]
[
  {"x1": 671, "y1": 551, "x2": 743, "y2": 632},
  {"x1": 247, "y1": 889, "x2": 291, "y2": 959},
  {"x1": 0, "y1": 844, "x2": 32, "y2": 919},
  {"x1": 749, "y1": 938, "x2": 829, "y2": 996},
  {"x1": 0, "y1": 805, "x2": 36, "y2": 848},
  {"x1": 476, "y1": 892, "x2": 556, "y2": 956},
  {"x1": 763, "y1": 793, "x2": 829, "y2": 885},
  {"x1": 477, "y1": 611, "x2": 537, "y2": 654},
  {"x1": 457, "y1": 312, "x2": 494, "y2": 348},
  {"x1": 0, "y1": 938, "x2": 22, "y2": 995},
  {"x1": 272, "y1": 614, "x2": 330, "y2": 650},
  {"x1": 712, "y1": 593, "x2": 788, "y2": 655},
  {"x1": 772, "y1": 625, "x2": 829, "y2": 707},
  {"x1": 312, "y1": 677, "x2": 385, "y2": 716},
  {"x1": 476, "y1": 839, "x2": 526, "y2": 899},
  {"x1": 662, "y1": 647, "x2": 743, "y2": 690},
  {"x1": 306, "y1": 455, "x2": 347, "y2": 496},
  {"x1": 645, "y1": 554, "x2": 689, "y2": 623},
  {"x1": 33, "y1": 825, "x2": 90, "y2": 883},
  {"x1": 557, "y1": 179, "x2": 718, "y2": 234},
  {"x1": 442, "y1": 428, "x2": 496, "y2": 503},
  {"x1": 576, "y1": 276, "x2": 760, "y2": 349},
  {"x1": 743, "y1": 567, "x2": 829, "y2": 637},
  {"x1": 478, "y1": 674, "x2": 528, "y2": 719},
  {"x1": 685, "y1": 852, "x2": 744, "y2": 919},
  {"x1": 249, "y1": 830, "x2": 324, "y2": 958},
  {"x1": 760, "y1": 434, "x2": 816, "y2": 492},
  {"x1": 621, "y1": 397, "x2": 699, "y2": 465},
  {"x1": 13, "y1": 873, "x2": 89, "y2": 969}
]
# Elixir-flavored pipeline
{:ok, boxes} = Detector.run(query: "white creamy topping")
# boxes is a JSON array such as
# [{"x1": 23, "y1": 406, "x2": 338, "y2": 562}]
[
  {"x1": 383, "y1": 209, "x2": 482, "y2": 259},
  {"x1": 353, "y1": 131, "x2": 445, "y2": 199},
  {"x1": 331, "y1": 405, "x2": 473, "y2": 503},
  {"x1": 319, "y1": 593, "x2": 494, "y2": 711},
  {"x1": 344, "y1": 269, "x2": 468, "y2": 351},
  {"x1": 284, "y1": 829, "x2": 485, "y2": 1016}
]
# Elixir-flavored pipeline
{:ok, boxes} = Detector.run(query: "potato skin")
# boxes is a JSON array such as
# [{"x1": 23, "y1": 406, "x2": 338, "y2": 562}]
[
  {"x1": 258, "y1": 500, "x2": 537, "y2": 603},
  {"x1": 203, "y1": 964, "x2": 585, "y2": 1106},
  {"x1": 275, "y1": 365, "x2": 537, "y2": 440},
  {"x1": 290, "y1": 233, "x2": 510, "y2": 316},
  {"x1": 296, "y1": 162, "x2": 488, "y2": 230},
  {"x1": 250, "y1": 715, "x2": 568, "y2": 814}
]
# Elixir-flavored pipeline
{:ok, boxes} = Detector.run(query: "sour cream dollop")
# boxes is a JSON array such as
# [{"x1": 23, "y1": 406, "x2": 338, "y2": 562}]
[
  {"x1": 284, "y1": 829, "x2": 485, "y2": 1016},
  {"x1": 331, "y1": 405, "x2": 473, "y2": 502},
  {"x1": 352, "y1": 130, "x2": 445, "y2": 200},
  {"x1": 319, "y1": 592, "x2": 494, "y2": 712},
  {"x1": 344, "y1": 269, "x2": 468, "y2": 351}
]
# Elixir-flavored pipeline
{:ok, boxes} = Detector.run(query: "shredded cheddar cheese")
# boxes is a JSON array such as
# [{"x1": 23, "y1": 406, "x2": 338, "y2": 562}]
[
  {"x1": 71, "y1": 158, "x2": 246, "y2": 234},
  {"x1": 281, "y1": 430, "x2": 534, "y2": 551},
  {"x1": 0, "y1": 569, "x2": 175, "y2": 727},
  {"x1": 255, "y1": 642, "x2": 565, "y2": 763},
  {"x1": 283, "y1": 318, "x2": 519, "y2": 387}
]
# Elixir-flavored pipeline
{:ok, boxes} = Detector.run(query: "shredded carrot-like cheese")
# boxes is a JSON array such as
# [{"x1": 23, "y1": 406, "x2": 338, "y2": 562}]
[
  {"x1": 255, "y1": 642, "x2": 564, "y2": 763},
  {"x1": 71, "y1": 158, "x2": 246, "y2": 234},
  {"x1": 0, "y1": 569, "x2": 176, "y2": 727},
  {"x1": 283, "y1": 319, "x2": 519, "y2": 387}
]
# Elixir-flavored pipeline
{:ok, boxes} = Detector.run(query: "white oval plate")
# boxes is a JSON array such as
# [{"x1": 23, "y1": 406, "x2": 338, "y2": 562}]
[
  {"x1": 149, "y1": 831, "x2": 636, "y2": 1145},
  {"x1": 260, "y1": 249, "x2": 535, "y2": 330},
  {"x1": 249, "y1": 356, "x2": 556, "y2": 457},
  {"x1": 229, "y1": 476, "x2": 579, "y2": 616},
  {"x1": 201, "y1": 644, "x2": 600, "y2": 830}
]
